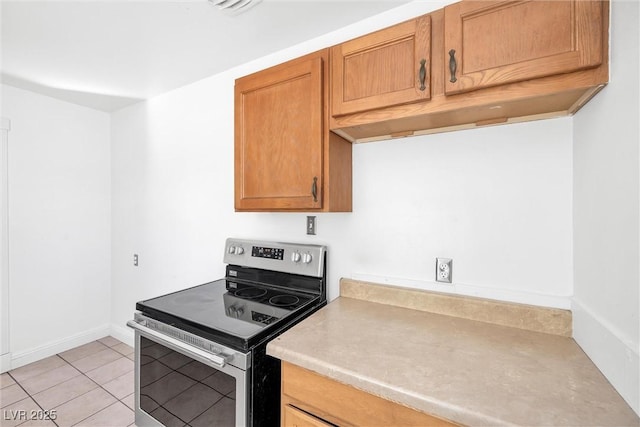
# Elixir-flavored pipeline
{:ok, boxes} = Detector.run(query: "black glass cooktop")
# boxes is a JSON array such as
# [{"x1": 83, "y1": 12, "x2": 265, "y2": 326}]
[{"x1": 136, "y1": 279, "x2": 320, "y2": 352}]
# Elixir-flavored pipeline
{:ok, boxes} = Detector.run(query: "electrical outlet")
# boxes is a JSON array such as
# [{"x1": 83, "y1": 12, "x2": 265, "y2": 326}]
[
  {"x1": 133, "y1": 254, "x2": 139, "y2": 267},
  {"x1": 436, "y1": 258, "x2": 452, "y2": 283},
  {"x1": 306, "y1": 216, "x2": 316, "y2": 235}
]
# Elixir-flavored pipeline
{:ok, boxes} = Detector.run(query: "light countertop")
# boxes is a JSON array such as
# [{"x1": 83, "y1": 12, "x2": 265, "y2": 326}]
[{"x1": 266, "y1": 282, "x2": 639, "y2": 426}]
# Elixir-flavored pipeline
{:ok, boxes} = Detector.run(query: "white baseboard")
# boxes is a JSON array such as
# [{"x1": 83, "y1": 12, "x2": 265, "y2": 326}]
[
  {"x1": 572, "y1": 298, "x2": 640, "y2": 416},
  {"x1": 110, "y1": 323, "x2": 134, "y2": 348},
  {"x1": 1, "y1": 353, "x2": 10, "y2": 373},
  {"x1": 7, "y1": 325, "x2": 110, "y2": 371}
]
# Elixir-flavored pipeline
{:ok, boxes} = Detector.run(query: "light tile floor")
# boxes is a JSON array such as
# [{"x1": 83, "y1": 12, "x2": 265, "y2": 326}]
[{"x1": 1, "y1": 337, "x2": 135, "y2": 427}]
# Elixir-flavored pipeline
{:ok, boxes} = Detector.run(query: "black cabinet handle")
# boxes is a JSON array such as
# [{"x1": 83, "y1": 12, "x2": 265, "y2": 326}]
[
  {"x1": 418, "y1": 59, "x2": 427, "y2": 91},
  {"x1": 449, "y1": 49, "x2": 457, "y2": 83},
  {"x1": 311, "y1": 177, "x2": 318, "y2": 202}
]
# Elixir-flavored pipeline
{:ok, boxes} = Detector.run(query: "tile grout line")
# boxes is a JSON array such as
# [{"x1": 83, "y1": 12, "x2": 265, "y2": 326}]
[
  {"x1": 6, "y1": 368, "x2": 60, "y2": 427},
  {"x1": 6, "y1": 338, "x2": 135, "y2": 427},
  {"x1": 64, "y1": 349, "x2": 135, "y2": 423}
]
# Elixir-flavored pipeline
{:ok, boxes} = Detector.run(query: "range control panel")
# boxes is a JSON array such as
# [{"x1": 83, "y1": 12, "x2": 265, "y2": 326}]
[
  {"x1": 223, "y1": 238, "x2": 326, "y2": 278},
  {"x1": 251, "y1": 246, "x2": 284, "y2": 260}
]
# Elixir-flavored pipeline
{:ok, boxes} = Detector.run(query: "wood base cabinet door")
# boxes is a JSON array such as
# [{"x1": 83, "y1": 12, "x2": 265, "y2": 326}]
[
  {"x1": 282, "y1": 405, "x2": 334, "y2": 427},
  {"x1": 235, "y1": 54, "x2": 324, "y2": 211},
  {"x1": 444, "y1": 0, "x2": 604, "y2": 95},
  {"x1": 331, "y1": 15, "x2": 431, "y2": 116}
]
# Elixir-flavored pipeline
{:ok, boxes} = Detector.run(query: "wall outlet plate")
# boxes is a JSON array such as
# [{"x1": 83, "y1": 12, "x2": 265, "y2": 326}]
[
  {"x1": 306, "y1": 216, "x2": 316, "y2": 235},
  {"x1": 436, "y1": 258, "x2": 452, "y2": 283}
]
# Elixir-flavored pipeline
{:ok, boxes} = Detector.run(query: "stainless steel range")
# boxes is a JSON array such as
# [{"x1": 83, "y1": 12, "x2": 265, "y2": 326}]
[{"x1": 127, "y1": 238, "x2": 327, "y2": 427}]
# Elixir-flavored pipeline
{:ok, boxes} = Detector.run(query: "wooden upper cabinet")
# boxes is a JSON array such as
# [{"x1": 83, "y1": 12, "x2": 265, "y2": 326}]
[
  {"x1": 444, "y1": 0, "x2": 603, "y2": 95},
  {"x1": 331, "y1": 15, "x2": 432, "y2": 116},
  {"x1": 235, "y1": 50, "x2": 352, "y2": 212}
]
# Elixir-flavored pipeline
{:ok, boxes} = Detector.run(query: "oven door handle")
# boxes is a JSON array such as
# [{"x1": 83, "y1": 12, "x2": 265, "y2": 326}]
[{"x1": 126, "y1": 319, "x2": 229, "y2": 368}]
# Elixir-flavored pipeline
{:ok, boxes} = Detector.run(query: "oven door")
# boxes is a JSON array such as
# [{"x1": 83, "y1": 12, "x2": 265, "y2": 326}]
[{"x1": 127, "y1": 318, "x2": 249, "y2": 427}]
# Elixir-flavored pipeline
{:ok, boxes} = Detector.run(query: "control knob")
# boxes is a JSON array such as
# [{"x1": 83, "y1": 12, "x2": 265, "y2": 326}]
[
  {"x1": 228, "y1": 245, "x2": 236, "y2": 254},
  {"x1": 291, "y1": 252, "x2": 301, "y2": 263},
  {"x1": 234, "y1": 246, "x2": 244, "y2": 255},
  {"x1": 301, "y1": 253, "x2": 312, "y2": 264}
]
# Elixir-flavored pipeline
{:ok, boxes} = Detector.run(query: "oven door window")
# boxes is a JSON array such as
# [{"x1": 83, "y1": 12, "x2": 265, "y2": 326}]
[{"x1": 139, "y1": 336, "x2": 237, "y2": 426}]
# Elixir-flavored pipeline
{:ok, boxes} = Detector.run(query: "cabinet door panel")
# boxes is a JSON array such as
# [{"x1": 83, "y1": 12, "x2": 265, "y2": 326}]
[
  {"x1": 235, "y1": 57, "x2": 323, "y2": 210},
  {"x1": 282, "y1": 404, "x2": 334, "y2": 427},
  {"x1": 331, "y1": 15, "x2": 431, "y2": 116},
  {"x1": 282, "y1": 362, "x2": 456, "y2": 427},
  {"x1": 444, "y1": 0, "x2": 603, "y2": 95}
]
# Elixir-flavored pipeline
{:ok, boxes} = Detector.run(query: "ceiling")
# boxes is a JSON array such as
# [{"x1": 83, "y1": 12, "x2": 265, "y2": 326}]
[{"x1": 1, "y1": 0, "x2": 412, "y2": 112}]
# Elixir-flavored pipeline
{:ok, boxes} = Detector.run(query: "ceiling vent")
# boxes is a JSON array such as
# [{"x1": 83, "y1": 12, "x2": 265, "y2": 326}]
[{"x1": 207, "y1": 0, "x2": 263, "y2": 15}]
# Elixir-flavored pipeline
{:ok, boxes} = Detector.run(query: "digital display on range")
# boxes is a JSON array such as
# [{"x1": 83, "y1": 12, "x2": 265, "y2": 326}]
[{"x1": 251, "y1": 246, "x2": 284, "y2": 260}]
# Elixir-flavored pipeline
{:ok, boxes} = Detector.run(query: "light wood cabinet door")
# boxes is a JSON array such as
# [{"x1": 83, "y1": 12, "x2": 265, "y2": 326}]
[
  {"x1": 235, "y1": 54, "x2": 324, "y2": 211},
  {"x1": 282, "y1": 362, "x2": 457, "y2": 427},
  {"x1": 444, "y1": 0, "x2": 603, "y2": 95},
  {"x1": 282, "y1": 404, "x2": 334, "y2": 427},
  {"x1": 331, "y1": 15, "x2": 431, "y2": 116}
]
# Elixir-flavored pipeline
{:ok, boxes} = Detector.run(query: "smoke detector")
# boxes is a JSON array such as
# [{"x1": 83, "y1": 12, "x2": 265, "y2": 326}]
[{"x1": 208, "y1": 0, "x2": 263, "y2": 15}]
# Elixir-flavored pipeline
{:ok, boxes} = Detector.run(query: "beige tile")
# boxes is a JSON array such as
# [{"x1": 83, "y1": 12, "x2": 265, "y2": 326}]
[
  {"x1": 73, "y1": 401, "x2": 134, "y2": 427},
  {"x1": 9, "y1": 356, "x2": 66, "y2": 383},
  {"x1": 0, "y1": 373, "x2": 16, "y2": 389},
  {"x1": 111, "y1": 343, "x2": 134, "y2": 357},
  {"x1": 70, "y1": 348, "x2": 122, "y2": 373},
  {"x1": 31, "y1": 375, "x2": 98, "y2": 410},
  {"x1": 52, "y1": 387, "x2": 116, "y2": 427},
  {"x1": 59, "y1": 341, "x2": 108, "y2": 363},
  {"x1": 16, "y1": 420, "x2": 57, "y2": 426},
  {"x1": 16, "y1": 419, "x2": 57, "y2": 426},
  {"x1": 97, "y1": 336, "x2": 121, "y2": 348},
  {"x1": 120, "y1": 393, "x2": 134, "y2": 411},
  {"x1": 85, "y1": 357, "x2": 133, "y2": 386},
  {"x1": 102, "y1": 371, "x2": 134, "y2": 399},
  {"x1": 0, "y1": 397, "x2": 41, "y2": 427},
  {"x1": 20, "y1": 364, "x2": 81, "y2": 395},
  {"x1": 0, "y1": 383, "x2": 28, "y2": 408}
]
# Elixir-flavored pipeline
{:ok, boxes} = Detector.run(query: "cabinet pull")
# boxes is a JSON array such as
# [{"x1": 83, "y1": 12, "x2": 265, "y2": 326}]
[
  {"x1": 418, "y1": 59, "x2": 427, "y2": 91},
  {"x1": 448, "y1": 49, "x2": 457, "y2": 83},
  {"x1": 311, "y1": 177, "x2": 318, "y2": 202}
]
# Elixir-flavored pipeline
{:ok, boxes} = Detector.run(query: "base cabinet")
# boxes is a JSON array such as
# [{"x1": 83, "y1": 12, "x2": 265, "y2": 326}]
[
  {"x1": 281, "y1": 362, "x2": 457, "y2": 427},
  {"x1": 283, "y1": 405, "x2": 334, "y2": 427}
]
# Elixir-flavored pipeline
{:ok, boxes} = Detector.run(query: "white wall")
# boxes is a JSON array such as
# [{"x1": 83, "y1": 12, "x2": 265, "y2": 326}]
[
  {"x1": 110, "y1": 2, "x2": 574, "y2": 341},
  {"x1": 1, "y1": 118, "x2": 10, "y2": 372},
  {"x1": 572, "y1": 0, "x2": 640, "y2": 414},
  {"x1": 1, "y1": 84, "x2": 111, "y2": 369}
]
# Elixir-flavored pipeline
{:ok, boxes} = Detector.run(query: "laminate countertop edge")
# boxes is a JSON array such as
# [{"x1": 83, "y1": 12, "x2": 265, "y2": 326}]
[{"x1": 267, "y1": 290, "x2": 639, "y2": 426}]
